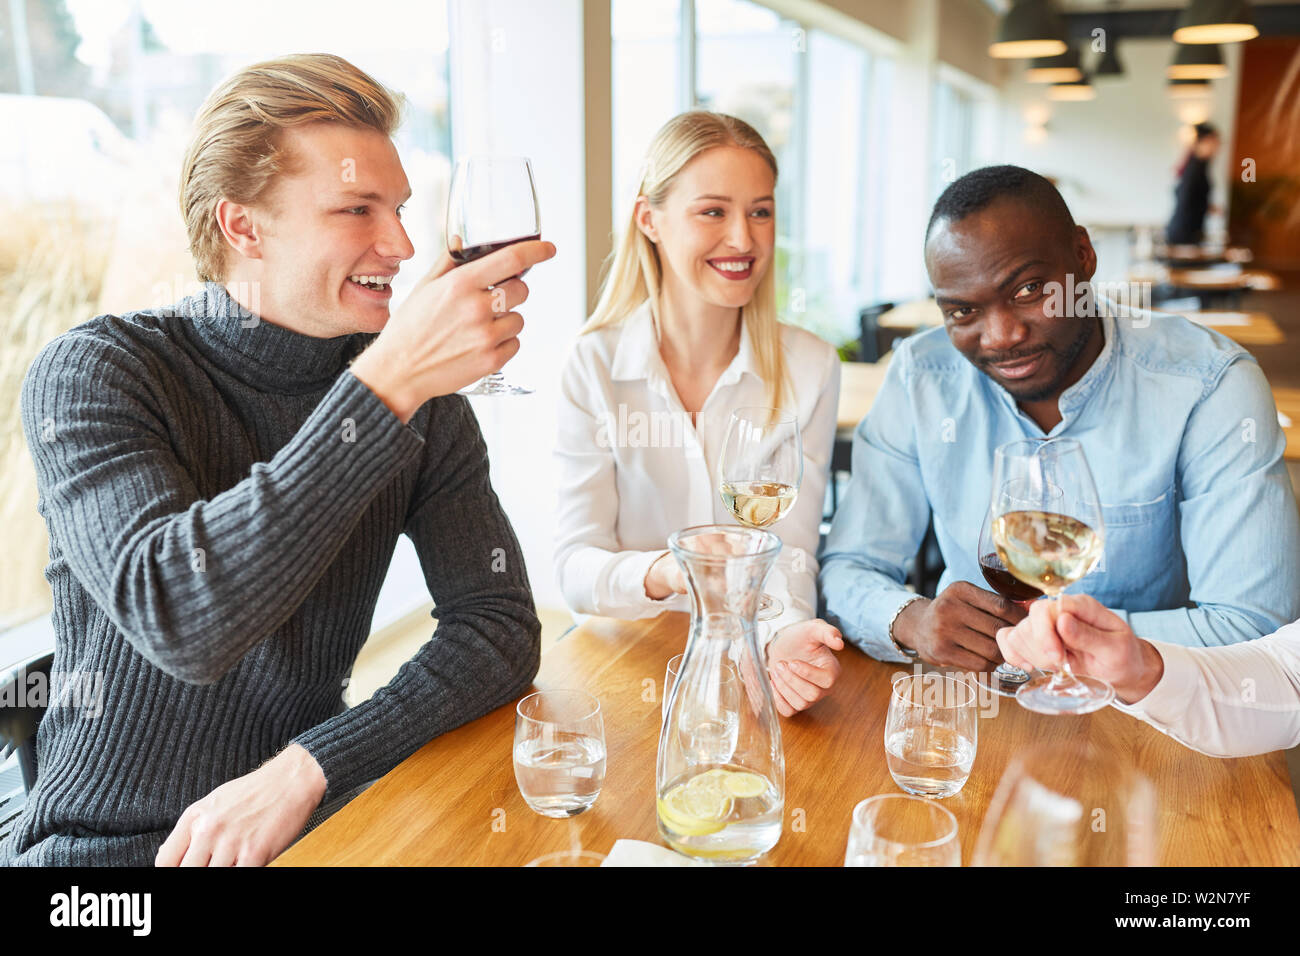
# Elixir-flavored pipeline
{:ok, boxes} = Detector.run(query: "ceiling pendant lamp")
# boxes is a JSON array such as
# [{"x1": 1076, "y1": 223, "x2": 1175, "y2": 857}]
[
  {"x1": 1168, "y1": 78, "x2": 1213, "y2": 97},
  {"x1": 1169, "y1": 43, "x2": 1229, "y2": 79},
  {"x1": 1048, "y1": 76, "x2": 1096, "y2": 101},
  {"x1": 1173, "y1": 0, "x2": 1259, "y2": 44},
  {"x1": 990, "y1": 0, "x2": 1068, "y2": 59},
  {"x1": 1027, "y1": 46, "x2": 1084, "y2": 83},
  {"x1": 1093, "y1": 42, "x2": 1125, "y2": 78}
]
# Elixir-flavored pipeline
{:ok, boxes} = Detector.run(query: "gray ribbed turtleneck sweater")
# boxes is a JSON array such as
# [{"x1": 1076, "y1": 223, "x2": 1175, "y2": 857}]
[{"x1": 2, "y1": 283, "x2": 540, "y2": 866}]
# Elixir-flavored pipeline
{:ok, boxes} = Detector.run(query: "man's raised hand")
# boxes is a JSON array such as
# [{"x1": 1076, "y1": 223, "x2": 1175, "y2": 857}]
[{"x1": 351, "y1": 239, "x2": 556, "y2": 421}]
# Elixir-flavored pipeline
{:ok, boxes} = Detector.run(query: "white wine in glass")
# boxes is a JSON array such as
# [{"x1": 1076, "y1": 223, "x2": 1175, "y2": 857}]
[
  {"x1": 717, "y1": 408, "x2": 802, "y2": 621},
  {"x1": 990, "y1": 437, "x2": 1114, "y2": 715},
  {"x1": 718, "y1": 480, "x2": 798, "y2": 528}
]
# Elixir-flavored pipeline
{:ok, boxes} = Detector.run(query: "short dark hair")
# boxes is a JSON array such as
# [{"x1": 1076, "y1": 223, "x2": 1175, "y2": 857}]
[
  {"x1": 925, "y1": 164, "x2": 1075, "y2": 244},
  {"x1": 1194, "y1": 121, "x2": 1218, "y2": 141}
]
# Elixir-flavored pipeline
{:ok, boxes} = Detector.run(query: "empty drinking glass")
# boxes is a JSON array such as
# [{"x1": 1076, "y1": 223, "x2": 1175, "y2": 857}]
[
  {"x1": 973, "y1": 741, "x2": 1156, "y2": 866},
  {"x1": 844, "y1": 794, "x2": 960, "y2": 866},
  {"x1": 885, "y1": 674, "x2": 979, "y2": 798},
  {"x1": 513, "y1": 690, "x2": 606, "y2": 818},
  {"x1": 663, "y1": 652, "x2": 740, "y2": 727}
]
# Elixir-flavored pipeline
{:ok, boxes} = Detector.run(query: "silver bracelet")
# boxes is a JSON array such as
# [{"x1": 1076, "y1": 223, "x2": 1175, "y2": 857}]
[{"x1": 888, "y1": 594, "x2": 925, "y2": 659}]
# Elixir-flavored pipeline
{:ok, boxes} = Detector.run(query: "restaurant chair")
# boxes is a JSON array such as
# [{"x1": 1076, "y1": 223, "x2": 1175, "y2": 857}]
[
  {"x1": 0, "y1": 651, "x2": 54, "y2": 845},
  {"x1": 909, "y1": 517, "x2": 945, "y2": 599},
  {"x1": 857, "y1": 302, "x2": 896, "y2": 363}
]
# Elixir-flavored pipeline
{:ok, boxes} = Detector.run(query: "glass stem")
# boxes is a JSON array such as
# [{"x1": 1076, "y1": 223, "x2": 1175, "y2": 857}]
[{"x1": 1045, "y1": 592, "x2": 1080, "y2": 689}]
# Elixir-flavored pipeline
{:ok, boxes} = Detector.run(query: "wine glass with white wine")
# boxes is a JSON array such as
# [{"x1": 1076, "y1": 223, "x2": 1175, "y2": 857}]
[
  {"x1": 990, "y1": 437, "x2": 1113, "y2": 714},
  {"x1": 717, "y1": 407, "x2": 802, "y2": 622}
]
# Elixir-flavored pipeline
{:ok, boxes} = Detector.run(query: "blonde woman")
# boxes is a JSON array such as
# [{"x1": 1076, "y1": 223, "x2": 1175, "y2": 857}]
[{"x1": 554, "y1": 111, "x2": 844, "y2": 716}]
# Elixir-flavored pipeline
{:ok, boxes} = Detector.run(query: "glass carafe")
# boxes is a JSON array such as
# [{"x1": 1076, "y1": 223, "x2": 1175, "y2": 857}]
[{"x1": 656, "y1": 524, "x2": 785, "y2": 865}]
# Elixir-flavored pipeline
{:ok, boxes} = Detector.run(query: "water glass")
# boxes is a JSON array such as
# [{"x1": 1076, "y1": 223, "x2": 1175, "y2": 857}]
[
  {"x1": 524, "y1": 850, "x2": 606, "y2": 867},
  {"x1": 885, "y1": 674, "x2": 979, "y2": 798},
  {"x1": 513, "y1": 690, "x2": 606, "y2": 818},
  {"x1": 844, "y1": 794, "x2": 960, "y2": 866},
  {"x1": 662, "y1": 652, "x2": 740, "y2": 721},
  {"x1": 973, "y1": 741, "x2": 1156, "y2": 866}
]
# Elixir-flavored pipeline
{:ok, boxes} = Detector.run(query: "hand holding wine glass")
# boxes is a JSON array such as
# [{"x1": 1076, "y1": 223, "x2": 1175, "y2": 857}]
[
  {"x1": 990, "y1": 437, "x2": 1112, "y2": 714},
  {"x1": 445, "y1": 155, "x2": 543, "y2": 395},
  {"x1": 997, "y1": 594, "x2": 1166, "y2": 705},
  {"x1": 349, "y1": 238, "x2": 555, "y2": 421},
  {"x1": 979, "y1": 490, "x2": 1043, "y2": 695}
]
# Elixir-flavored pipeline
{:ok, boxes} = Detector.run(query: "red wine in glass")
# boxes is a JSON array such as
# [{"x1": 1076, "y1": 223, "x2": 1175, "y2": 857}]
[
  {"x1": 448, "y1": 233, "x2": 540, "y2": 279},
  {"x1": 448, "y1": 232, "x2": 541, "y2": 265},
  {"x1": 445, "y1": 156, "x2": 541, "y2": 395},
  {"x1": 980, "y1": 551, "x2": 1044, "y2": 604}
]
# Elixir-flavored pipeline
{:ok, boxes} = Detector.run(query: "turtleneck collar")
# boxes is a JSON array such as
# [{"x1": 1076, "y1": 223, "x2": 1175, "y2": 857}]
[{"x1": 177, "y1": 282, "x2": 374, "y2": 394}]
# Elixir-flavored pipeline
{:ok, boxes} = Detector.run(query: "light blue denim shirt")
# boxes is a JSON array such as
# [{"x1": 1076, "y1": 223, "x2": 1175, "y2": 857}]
[{"x1": 820, "y1": 303, "x2": 1300, "y2": 663}]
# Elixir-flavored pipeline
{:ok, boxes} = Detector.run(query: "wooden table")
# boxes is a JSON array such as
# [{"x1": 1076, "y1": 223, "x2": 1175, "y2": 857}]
[
  {"x1": 1187, "y1": 310, "x2": 1286, "y2": 346},
  {"x1": 275, "y1": 613, "x2": 1300, "y2": 866},
  {"x1": 1160, "y1": 245, "x2": 1254, "y2": 266},
  {"x1": 1169, "y1": 266, "x2": 1282, "y2": 293},
  {"x1": 836, "y1": 358, "x2": 891, "y2": 432},
  {"x1": 1276, "y1": 387, "x2": 1300, "y2": 463},
  {"x1": 879, "y1": 298, "x2": 942, "y2": 330}
]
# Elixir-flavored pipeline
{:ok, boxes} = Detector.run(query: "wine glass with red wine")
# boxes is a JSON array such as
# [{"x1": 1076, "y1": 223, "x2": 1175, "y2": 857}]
[
  {"x1": 445, "y1": 155, "x2": 541, "y2": 396},
  {"x1": 979, "y1": 488, "x2": 1044, "y2": 696}
]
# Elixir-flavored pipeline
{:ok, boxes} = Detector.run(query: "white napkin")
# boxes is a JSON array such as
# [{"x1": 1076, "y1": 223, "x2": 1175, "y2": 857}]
[{"x1": 601, "y1": 839, "x2": 708, "y2": 867}]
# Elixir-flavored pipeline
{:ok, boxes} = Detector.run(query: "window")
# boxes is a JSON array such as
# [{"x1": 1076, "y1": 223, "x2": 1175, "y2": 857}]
[
  {"x1": 932, "y1": 65, "x2": 998, "y2": 206},
  {"x1": 611, "y1": 0, "x2": 895, "y2": 350},
  {"x1": 0, "y1": 0, "x2": 451, "y2": 635}
]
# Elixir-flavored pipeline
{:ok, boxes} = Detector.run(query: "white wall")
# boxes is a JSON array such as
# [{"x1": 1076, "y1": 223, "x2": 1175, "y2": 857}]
[{"x1": 995, "y1": 38, "x2": 1241, "y2": 238}]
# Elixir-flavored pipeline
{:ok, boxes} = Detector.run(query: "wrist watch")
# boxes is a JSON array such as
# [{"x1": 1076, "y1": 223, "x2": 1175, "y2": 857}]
[{"x1": 888, "y1": 594, "x2": 924, "y2": 659}]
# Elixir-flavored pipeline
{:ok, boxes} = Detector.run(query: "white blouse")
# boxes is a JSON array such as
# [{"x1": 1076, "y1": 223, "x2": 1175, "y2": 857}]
[
  {"x1": 553, "y1": 300, "x2": 841, "y2": 637},
  {"x1": 1115, "y1": 619, "x2": 1300, "y2": 757}
]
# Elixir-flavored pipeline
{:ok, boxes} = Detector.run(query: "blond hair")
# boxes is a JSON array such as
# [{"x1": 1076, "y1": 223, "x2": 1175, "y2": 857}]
[
  {"x1": 584, "y1": 110, "x2": 788, "y2": 412},
  {"x1": 179, "y1": 53, "x2": 405, "y2": 282}
]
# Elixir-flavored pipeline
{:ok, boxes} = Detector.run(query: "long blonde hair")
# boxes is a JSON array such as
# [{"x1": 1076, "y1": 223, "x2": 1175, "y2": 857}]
[{"x1": 583, "y1": 111, "x2": 788, "y2": 412}]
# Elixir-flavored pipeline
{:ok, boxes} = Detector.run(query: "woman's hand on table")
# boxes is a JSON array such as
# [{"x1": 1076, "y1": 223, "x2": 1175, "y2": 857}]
[
  {"x1": 766, "y1": 619, "x2": 845, "y2": 716},
  {"x1": 995, "y1": 593, "x2": 1165, "y2": 705},
  {"x1": 644, "y1": 551, "x2": 688, "y2": 600}
]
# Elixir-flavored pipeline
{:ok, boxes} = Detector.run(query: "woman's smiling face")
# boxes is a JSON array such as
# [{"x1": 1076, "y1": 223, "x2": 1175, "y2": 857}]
[{"x1": 638, "y1": 145, "x2": 776, "y2": 312}]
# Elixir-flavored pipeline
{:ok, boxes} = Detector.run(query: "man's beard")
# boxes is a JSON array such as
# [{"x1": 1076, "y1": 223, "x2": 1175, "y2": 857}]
[{"x1": 996, "y1": 317, "x2": 1098, "y2": 403}]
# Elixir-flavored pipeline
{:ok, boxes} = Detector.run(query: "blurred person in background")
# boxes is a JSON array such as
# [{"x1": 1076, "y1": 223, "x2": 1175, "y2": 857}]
[{"x1": 1166, "y1": 122, "x2": 1221, "y2": 246}]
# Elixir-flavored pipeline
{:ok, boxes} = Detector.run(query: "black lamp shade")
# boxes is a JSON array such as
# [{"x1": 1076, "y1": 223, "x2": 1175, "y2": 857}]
[
  {"x1": 991, "y1": 0, "x2": 1068, "y2": 58},
  {"x1": 1027, "y1": 45, "x2": 1084, "y2": 83},
  {"x1": 1169, "y1": 43, "x2": 1228, "y2": 79},
  {"x1": 1168, "y1": 78, "x2": 1213, "y2": 97},
  {"x1": 1048, "y1": 76, "x2": 1095, "y2": 101},
  {"x1": 1174, "y1": 0, "x2": 1259, "y2": 44},
  {"x1": 1094, "y1": 44, "x2": 1124, "y2": 77}
]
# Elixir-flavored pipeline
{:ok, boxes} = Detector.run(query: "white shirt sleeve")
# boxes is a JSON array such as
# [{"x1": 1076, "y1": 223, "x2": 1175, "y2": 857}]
[
  {"x1": 553, "y1": 343, "x2": 681, "y2": 619},
  {"x1": 761, "y1": 347, "x2": 841, "y2": 645},
  {"x1": 1113, "y1": 619, "x2": 1300, "y2": 757}
]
